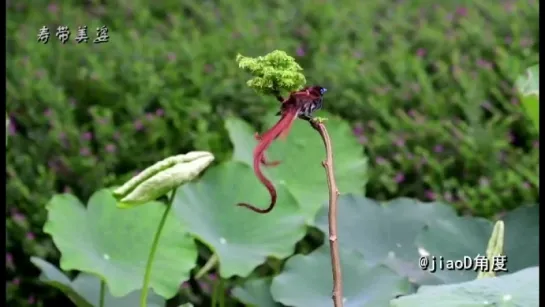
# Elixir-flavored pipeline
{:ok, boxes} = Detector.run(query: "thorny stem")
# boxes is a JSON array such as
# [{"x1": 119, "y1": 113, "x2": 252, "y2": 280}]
[
  {"x1": 140, "y1": 189, "x2": 177, "y2": 307},
  {"x1": 309, "y1": 119, "x2": 343, "y2": 307}
]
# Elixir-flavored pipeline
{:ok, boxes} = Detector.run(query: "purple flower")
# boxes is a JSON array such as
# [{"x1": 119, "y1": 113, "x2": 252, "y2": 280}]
[
  {"x1": 425, "y1": 190, "x2": 436, "y2": 200},
  {"x1": 520, "y1": 37, "x2": 534, "y2": 48},
  {"x1": 134, "y1": 120, "x2": 144, "y2": 131},
  {"x1": 353, "y1": 123, "x2": 364, "y2": 135},
  {"x1": 296, "y1": 46, "x2": 306, "y2": 56},
  {"x1": 145, "y1": 113, "x2": 154, "y2": 121},
  {"x1": 48, "y1": 3, "x2": 59, "y2": 14},
  {"x1": 26, "y1": 232, "x2": 35, "y2": 240},
  {"x1": 507, "y1": 132, "x2": 515, "y2": 143},
  {"x1": 12, "y1": 212, "x2": 26, "y2": 223},
  {"x1": 97, "y1": 117, "x2": 108, "y2": 125},
  {"x1": 522, "y1": 182, "x2": 531, "y2": 189},
  {"x1": 82, "y1": 132, "x2": 93, "y2": 141},
  {"x1": 434, "y1": 145, "x2": 444, "y2": 153},
  {"x1": 481, "y1": 100, "x2": 493, "y2": 110},
  {"x1": 44, "y1": 108, "x2": 53, "y2": 117},
  {"x1": 167, "y1": 52, "x2": 176, "y2": 62},
  {"x1": 476, "y1": 59, "x2": 492, "y2": 70},
  {"x1": 12, "y1": 278, "x2": 20, "y2": 286},
  {"x1": 8, "y1": 117, "x2": 17, "y2": 135},
  {"x1": 503, "y1": 1, "x2": 514, "y2": 12},
  {"x1": 394, "y1": 173, "x2": 405, "y2": 183},
  {"x1": 199, "y1": 281, "x2": 211, "y2": 293},
  {"x1": 80, "y1": 147, "x2": 91, "y2": 156},
  {"x1": 416, "y1": 48, "x2": 426, "y2": 57},
  {"x1": 105, "y1": 144, "x2": 116, "y2": 153},
  {"x1": 28, "y1": 295, "x2": 35, "y2": 304},
  {"x1": 510, "y1": 98, "x2": 519, "y2": 105},
  {"x1": 155, "y1": 108, "x2": 165, "y2": 117},
  {"x1": 455, "y1": 6, "x2": 468, "y2": 17},
  {"x1": 180, "y1": 281, "x2": 189, "y2": 289},
  {"x1": 6, "y1": 253, "x2": 14, "y2": 269},
  {"x1": 358, "y1": 136, "x2": 368, "y2": 144},
  {"x1": 394, "y1": 137, "x2": 405, "y2": 147},
  {"x1": 375, "y1": 157, "x2": 387, "y2": 165}
]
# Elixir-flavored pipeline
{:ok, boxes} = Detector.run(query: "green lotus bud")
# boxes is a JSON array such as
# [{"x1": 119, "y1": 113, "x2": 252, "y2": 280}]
[
  {"x1": 477, "y1": 220, "x2": 504, "y2": 279},
  {"x1": 236, "y1": 50, "x2": 306, "y2": 95},
  {"x1": 113, "y1": 151, "x2": 214, "y2": 208}
]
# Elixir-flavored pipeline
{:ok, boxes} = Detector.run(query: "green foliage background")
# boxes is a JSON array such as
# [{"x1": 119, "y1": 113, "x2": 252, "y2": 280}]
[{"x1": 6, "y1": 0, "x2": 539, "y2": 306}]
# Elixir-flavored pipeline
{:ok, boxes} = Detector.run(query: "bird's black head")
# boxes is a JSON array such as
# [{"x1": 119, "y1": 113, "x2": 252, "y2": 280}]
[{"x1": 309, "y1": 85, "x2": 328, "y2": 96}]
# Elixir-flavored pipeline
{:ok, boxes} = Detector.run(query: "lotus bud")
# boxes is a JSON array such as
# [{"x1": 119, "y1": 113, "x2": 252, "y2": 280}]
[{"x1": 113, "y1": 151, "x2": 214, "y2": 207}]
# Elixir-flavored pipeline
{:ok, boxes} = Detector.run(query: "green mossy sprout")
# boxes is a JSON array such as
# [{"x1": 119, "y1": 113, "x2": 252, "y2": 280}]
[
  {"x1": 477, "y1": 220, "x2": 505, "y2": 279},
  {"x1": 236, "y1": 50, "x2": 307, "y2": 96}
]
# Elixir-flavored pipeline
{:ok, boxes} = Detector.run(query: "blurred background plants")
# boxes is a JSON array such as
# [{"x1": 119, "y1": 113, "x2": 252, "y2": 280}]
[{"x1": 6, "y1": 0, "x2": 539, "y2": 306}]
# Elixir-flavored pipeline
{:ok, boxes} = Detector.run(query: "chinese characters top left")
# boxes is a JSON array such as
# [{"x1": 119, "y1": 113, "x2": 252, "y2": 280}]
[{"x1": 37, "y1": 26, "x2": 109, "y2": 44}]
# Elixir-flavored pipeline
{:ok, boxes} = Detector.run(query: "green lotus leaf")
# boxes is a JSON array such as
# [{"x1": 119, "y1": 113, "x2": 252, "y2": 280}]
[
  {"x1": 390, "y1": 267, "x2": 538, "y2": 307},
  {"x1": 30, "y1": 257, "x2": 165, "y2": 307},
  {"x1": 271, "y1": 244, "x2": 413, "y2": 307},
  {"x1": 172, "y1": 161, "x2": 307, "y2": 278},
  {"x1": 43, "y1": 189, "x2": 198, "y2": 299},
  {"x1": 315, "y1": 195, "x2": 457, "y2": 285},
  {"x1": 232, "y1": 278, "x2": 281, "y2": 307}
]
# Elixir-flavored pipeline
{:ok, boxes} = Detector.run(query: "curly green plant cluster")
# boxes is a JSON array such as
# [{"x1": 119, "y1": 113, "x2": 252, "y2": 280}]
[{"x1": 236, "y1": 50, "x2": 306, "y2": 96}]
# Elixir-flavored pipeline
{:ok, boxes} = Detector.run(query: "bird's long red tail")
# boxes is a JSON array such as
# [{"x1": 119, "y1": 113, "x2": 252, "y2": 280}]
[{"x1": 237, "y1": 109, "x2": 298, "y2": 213}]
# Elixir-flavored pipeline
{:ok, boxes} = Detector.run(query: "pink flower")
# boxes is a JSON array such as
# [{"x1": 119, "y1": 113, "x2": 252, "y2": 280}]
[
  {"x1": 296, "y1": 46, "x2": 306, "y2": 56},
  {"x1": 375, "y1": 157, "x2": 387, "y2": 165},
  {"x1": 105, "y1": 144, "x2": 116, "y2": 153},
  {"x1": 8, "y1": 117, "x2": 17, "y2": 135},
  {"x1": 80, "y1": 147, "x2": 91, "y2": 156},
  {"x1": 155, "y1": 109, "x2": 165, "y2": 116},
  {"x1": 353, "y1": 123, "x2": 364, "y2": 135},
  {"x1": 394, "y1": 173, "x2": 405, "y2": 183},
  {"x1": 425, "y1": 190, "x2": 436, "y2": 200},
  {"x1": 26, "y1": 232, "x2": 35, "y2": 240},
  {"x1": 455, "y1": 6, "x2": 468, "y2": 17},
  {"x1": 48, "y1": 3, "x2": 59, "y2": 14},
  {"x1": 82, "y1": 132, "x2": 93, "y2": 141},
  {"x1": 394, "y1": 137, "x2": 405, "y2": 147},
  {"x1": 416, "y1": 48, "x2": 427, "y2": 57},
  {"x1": 134, "y1": 120, "x2": 144, "y2": 131},
  {"x1": 12, "y1": 212, "x2": 26, "y2": 223}
]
